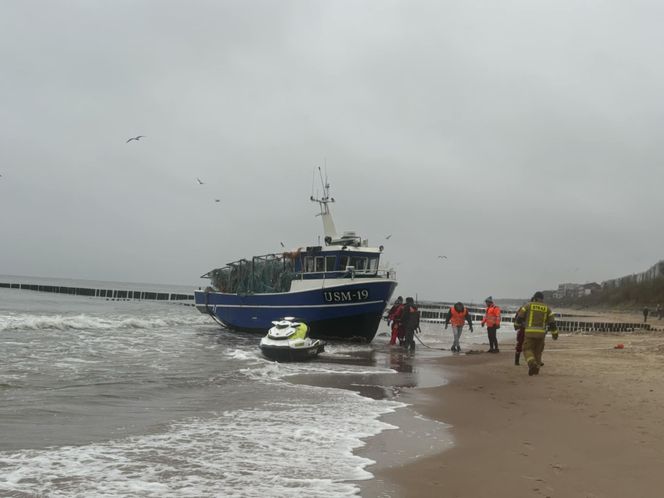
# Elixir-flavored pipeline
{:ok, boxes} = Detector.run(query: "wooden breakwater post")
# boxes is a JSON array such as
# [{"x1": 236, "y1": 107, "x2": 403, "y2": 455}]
[
  {"x1": 0, "y1": 282, "x2": 195, "y2": 305},
  {"x1": 555, "y1": 319, "x2": 651, "y2": 333}
]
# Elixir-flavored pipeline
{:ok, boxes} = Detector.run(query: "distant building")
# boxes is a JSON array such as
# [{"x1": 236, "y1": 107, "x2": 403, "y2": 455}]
[
  {"x1": 548, "y1": 260, "x2": 663, "y2": 300},
  {"x1": 602, "y1": 260, "x2": 664, "y2": 289},
  {"x1": 557, "y1": 283, "x2": 581, "y2": 298},
  {"x1": 579, "y1": 282, "x2": 601, "y2": 297},
  {"x1": 549, "y1": 282, "x2": 600, "y2": 300}
]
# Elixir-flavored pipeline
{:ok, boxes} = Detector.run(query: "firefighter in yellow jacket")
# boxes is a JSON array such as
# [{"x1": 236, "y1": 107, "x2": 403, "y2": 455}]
[{"x1": 514, "y1": 291, "x2": 558, "y2": 376}]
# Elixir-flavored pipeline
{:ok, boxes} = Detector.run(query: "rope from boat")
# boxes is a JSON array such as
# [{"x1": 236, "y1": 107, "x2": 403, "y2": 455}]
[
  {"x1": 208, "y1": 310, "x2": 226, "y2": 329},
  {"x1": 204, "y1": 290, "x2": 227, "y2": 329},
  {"x1": 414, "y1": 328, "x2": 448, "y2": 350}
]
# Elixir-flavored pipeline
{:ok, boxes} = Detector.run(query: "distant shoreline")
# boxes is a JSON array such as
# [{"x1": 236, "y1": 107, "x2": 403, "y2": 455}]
[
  {"x1": 0, "y1": 273, "x2": 199, "y2": 292},
  {"x1": 0, "y1": 273, "x2": 198, "y2": 294}
]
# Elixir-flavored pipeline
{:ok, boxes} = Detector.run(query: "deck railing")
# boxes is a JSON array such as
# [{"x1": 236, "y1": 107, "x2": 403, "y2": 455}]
[{"x1": 296, "y1": 268, "x2": 396, "y2": 280}]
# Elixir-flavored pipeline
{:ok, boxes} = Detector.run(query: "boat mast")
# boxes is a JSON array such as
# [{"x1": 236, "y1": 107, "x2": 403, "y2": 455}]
[{"x1": 310, "y1": 166, "x2": 338, "y2": 241}]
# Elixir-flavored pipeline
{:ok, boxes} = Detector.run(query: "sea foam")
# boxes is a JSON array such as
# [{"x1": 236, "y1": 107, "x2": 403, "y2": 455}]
[
  {"x1": 0, "y1": 384, "x2": 404, "y2": 497},
  {"x1": 0, "y1": 313, "x2": 211, "y2": 332}
]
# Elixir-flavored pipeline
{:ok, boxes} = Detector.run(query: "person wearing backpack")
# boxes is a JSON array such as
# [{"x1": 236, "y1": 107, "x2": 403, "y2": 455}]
[{"x1": 401, "y1": 297, "x2": 420, "y2": 351}]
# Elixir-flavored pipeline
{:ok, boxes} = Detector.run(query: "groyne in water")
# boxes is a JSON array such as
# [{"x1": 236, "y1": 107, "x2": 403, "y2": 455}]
[
  {"x1": 555, "y1": 320, "x2": 652, "y2": 333},
  {"x1": 0, "y1": 282, "x2": 194, "y2": 305}
]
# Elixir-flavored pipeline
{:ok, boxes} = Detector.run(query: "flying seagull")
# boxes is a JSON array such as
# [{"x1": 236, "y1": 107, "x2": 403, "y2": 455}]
[
  {"x1": 196, "y1": 178, "x2": 204, "y2": 185},
  {"x1": 126, "y1": 135, "x2": 145, "y2": 143},
  {"x1": 385, "y1": 234, "x2": 392, "y2": 240},
  {"x1": 214, "y1": 199, "x2": 221, "y2": 203},
  {"x1": 437, "y1": 255, "x2": 448, "y2": 259},
  {"x1": 280, "y1": 242, "x2": 285, "y2": 248}
]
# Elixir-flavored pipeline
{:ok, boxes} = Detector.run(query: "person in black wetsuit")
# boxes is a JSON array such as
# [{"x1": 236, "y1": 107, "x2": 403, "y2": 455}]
[{"x1": 401, "y1": 297, "x2": 420, "y2": 351}]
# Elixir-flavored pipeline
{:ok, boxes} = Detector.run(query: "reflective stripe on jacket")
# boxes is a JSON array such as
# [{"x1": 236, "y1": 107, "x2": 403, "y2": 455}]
[
  {"x1": 517, "y1": 302, "x2": 556, "y2": 335},
  {"x1": 482, "y1": 305, "x2": 501, "y2": 327},
  {"x1": 450, "y1": 307, "x2": 468, "y2": 327}
]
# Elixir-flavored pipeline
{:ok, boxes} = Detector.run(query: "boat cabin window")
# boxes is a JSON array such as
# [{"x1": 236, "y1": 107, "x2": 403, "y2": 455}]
[
  {"x1": 338, "y1": 255, "x2": 378, "y2": 272},
  {"x1": 304, "y1": 255, "x2": 339, "y2": 273},
  {"x1": 341, "y1": 256, "x2": 367, "y2": 271},
  {"x1": 325, "y1": 256, "x2": 336, "y2": 271}
]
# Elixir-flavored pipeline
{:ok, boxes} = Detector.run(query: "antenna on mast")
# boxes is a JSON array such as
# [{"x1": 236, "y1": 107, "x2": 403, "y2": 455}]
[{"x1": 310, "y1": 165, "x2": 338, "y2": 241}]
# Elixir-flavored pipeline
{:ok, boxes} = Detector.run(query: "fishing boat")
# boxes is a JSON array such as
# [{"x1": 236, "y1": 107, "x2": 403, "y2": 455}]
[
  {"x1": 259, "y1": 318, "x2": 325, "y2": 362},
  {"x1": 194, "y1": 174, "x2": 398, "y2": 342}
]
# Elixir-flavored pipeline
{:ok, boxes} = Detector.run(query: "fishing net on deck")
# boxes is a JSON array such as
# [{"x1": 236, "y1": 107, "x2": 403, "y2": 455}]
[{"x1": 209, "y1": 255, "x2": 296, "y2": 294}]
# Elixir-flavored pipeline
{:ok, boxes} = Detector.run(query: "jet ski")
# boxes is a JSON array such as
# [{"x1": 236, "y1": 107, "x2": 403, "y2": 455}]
[{"x1": 259, "y1": 317, "x2": 325, "y2": 362}]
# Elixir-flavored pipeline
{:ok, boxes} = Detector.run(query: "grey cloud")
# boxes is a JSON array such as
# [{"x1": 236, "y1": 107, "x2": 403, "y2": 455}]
[{"x1": 1, "y1": 1, "x2": 663, "y2": 301}]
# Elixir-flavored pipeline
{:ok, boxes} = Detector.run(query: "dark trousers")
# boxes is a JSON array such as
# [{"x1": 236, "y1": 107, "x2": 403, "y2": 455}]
[
  {"x1": 487, "y1": 326, "x2": 498, "y2": 351},
  {"x1": 515, "y1": 328, "x2": 525, "y2": 353},
  {"x1": 404, "y1": 327, "x2": 416, "y2": 350}
]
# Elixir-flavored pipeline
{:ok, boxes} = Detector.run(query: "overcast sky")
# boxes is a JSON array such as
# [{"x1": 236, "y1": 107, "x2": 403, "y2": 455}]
[{"x1": 1, "y1": 1, "x2": 663, "y2": 302}]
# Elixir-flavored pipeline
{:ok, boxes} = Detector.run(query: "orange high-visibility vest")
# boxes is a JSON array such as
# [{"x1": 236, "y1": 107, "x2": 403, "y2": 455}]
[
  {"x1": 450, "y1": 307, "x2": 468, "y2": 326},
  {"x1": 482, "y1": 305, "x2": 501, "y2": 327}
]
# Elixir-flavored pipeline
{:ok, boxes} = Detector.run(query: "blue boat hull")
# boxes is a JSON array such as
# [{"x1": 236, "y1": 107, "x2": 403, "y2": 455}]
[{"x1": 195, "y1": 280, "x2": 397, "y2": 342}]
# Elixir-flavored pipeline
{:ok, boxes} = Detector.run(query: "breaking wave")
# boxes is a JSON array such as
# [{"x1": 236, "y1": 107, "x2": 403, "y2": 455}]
[
  {"x1": 0, "y1": 392, "x2": 403, "y2": 498},
  {"x1": 0, "y1": 313, "x2": 212, "y2": 332}
]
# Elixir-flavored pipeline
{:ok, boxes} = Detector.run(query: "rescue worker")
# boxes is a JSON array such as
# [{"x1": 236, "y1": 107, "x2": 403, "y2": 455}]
[
  {"x1": 481, "y1": 296, "x2": 501, "y2": 353},
  {"x1": 444, "y1": 302, "x2": 474, "y2": 353},
  {"x1": 386, "y1": 296, "x2": 404, "y2": 345},
  {"x1": 513, "y1": 308, "x2": 525, "y2": 365},
  {"x1": 401, "y1": 297, "x2": 420, "y2": 351},
  {"x1": 514, "y1": 291, "x2": 558, "y2": 376}
]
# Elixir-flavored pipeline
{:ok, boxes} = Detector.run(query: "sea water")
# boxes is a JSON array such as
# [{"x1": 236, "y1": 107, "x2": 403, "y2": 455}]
[{"x1": 0, "y1": 277, "x2": 451, "y2": 497}]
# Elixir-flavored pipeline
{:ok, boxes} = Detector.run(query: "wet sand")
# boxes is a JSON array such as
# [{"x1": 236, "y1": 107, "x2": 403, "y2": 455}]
[
  {"x1": 287, "y1": 345, "x2": 455, "y2": 496},
  {"x1": 367, "y1": 331, "x2": 664, "y2": 497}
]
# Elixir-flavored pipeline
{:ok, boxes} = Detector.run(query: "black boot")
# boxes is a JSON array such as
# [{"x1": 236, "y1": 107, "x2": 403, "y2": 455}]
[
  {"x1": 514, "y1": 352, "x2": 520, "y2": 365},
  {"x1": 528, "y1": 361, "x2": 539, "y2": 376}
]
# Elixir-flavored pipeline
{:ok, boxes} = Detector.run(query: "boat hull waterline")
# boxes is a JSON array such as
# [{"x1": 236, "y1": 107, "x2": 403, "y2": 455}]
[{"x1": 195, "y1": 280, "x2": 397, "y2": 342}]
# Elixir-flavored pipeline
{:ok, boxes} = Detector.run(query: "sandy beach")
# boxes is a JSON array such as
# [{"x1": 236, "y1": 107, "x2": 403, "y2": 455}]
[{"x1": 366, "y1": 329, "x2": 664, "y2": 497}]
